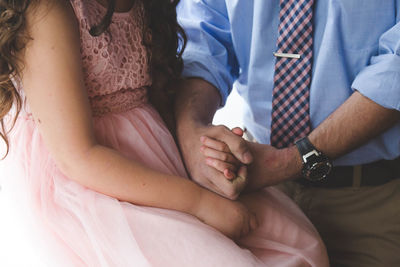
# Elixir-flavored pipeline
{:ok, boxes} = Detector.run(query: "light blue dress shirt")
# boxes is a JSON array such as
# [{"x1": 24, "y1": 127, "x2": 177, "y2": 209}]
[{"x1": 177, "y1": 0, "x2": 400, "y2": 166}]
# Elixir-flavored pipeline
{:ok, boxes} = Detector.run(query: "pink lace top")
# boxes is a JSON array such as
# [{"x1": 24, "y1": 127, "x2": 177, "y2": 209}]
[{"x1": 70, "y1": 0, "x2": 152, "y2": 116}]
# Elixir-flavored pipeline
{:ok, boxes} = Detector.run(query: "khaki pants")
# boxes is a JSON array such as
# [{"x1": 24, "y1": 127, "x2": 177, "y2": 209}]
[{"x1": 277, "y1": 178, "x2": 400, "y2": 267}]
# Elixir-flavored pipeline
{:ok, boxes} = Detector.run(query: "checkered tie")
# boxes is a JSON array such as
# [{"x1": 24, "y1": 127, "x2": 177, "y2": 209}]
[{"x1": 270, "y1": 0, "x2": 314, "y2": 148}]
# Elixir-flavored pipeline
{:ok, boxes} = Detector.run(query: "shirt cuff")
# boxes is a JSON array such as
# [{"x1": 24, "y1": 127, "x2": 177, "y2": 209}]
[
  {"x1": 352, "y1": 54, "x2": 400, "y2": 111},
  {"x1": 182, "y1": 52, "x2": 233, "y2": 106}
]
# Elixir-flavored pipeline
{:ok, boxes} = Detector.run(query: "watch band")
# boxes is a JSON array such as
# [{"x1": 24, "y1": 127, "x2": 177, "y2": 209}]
[
  {"x1": 295, "y1": 136, "x2": 315, "y2": 161},
  {"x1": 294, "y1": 136, "x2": 332, "y2": 181}
]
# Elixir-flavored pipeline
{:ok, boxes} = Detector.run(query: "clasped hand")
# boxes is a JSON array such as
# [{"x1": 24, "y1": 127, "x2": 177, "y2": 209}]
[
  {"x1": 180, "y1": 123, "x2": 298, "y2": 239},
  {"x1": 186, "y1": 124, "x2": 296, "y2": 198},
  {"x1": 199, "y1": 127, "x2": 249, "y2": 192},
  {"x1": 180, "y1": 124, "x2": 251, "y2": 199}
]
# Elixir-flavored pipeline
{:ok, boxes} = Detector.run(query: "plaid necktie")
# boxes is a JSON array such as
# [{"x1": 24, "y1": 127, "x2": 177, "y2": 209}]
[{"x1": 270, "y1": 0, "x2": 314, "y2": 148}]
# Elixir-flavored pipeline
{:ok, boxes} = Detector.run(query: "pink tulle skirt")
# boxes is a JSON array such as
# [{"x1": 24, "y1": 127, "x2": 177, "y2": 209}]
[{"x1": 0, "y1": 104, "x2": 328, "y2": 266}]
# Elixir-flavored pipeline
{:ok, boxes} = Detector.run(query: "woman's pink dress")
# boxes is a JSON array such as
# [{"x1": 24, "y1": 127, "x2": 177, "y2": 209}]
[{"x1": 0, "y1": 0, "x2": 328, "y2": 266}]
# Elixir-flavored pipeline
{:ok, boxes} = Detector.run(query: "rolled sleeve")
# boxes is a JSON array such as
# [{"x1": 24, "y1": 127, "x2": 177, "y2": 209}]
[
  {"x1": 352, "y1": 22, "x2": 400, "y2": 111},
  {"x1": 178, "y1": 1, "x2": 239, "y2": 106}
]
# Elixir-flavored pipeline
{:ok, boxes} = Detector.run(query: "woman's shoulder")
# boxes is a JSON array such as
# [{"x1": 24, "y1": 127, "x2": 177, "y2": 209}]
[
  {"x1": 26, "y1": 0, "x2": 80, "y2": 37},
  {"x1": 23, "y1": 0, "x2": 82, "y2": 77}
]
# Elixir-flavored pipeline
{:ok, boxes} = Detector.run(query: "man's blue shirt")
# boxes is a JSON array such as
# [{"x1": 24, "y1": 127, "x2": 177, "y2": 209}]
[{"x1": 178, "y1": 0, "x2": 400, "y2": 166}]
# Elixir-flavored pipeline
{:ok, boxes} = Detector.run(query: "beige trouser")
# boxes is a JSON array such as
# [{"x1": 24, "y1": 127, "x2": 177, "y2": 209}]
[{"x1": 277, "y1": 178, "x2": 400, "y2": 267}]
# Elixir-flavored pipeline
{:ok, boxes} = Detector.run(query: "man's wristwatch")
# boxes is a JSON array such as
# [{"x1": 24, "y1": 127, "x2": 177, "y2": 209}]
[{"x1": 294, "y1": 137, "x2": 332, "y2": 181}]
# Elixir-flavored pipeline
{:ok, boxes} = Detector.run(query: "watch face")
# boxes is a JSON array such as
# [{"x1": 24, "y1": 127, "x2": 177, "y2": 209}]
[{"x1": 305, "y1": 162, "x2": 332, "y2": 181}]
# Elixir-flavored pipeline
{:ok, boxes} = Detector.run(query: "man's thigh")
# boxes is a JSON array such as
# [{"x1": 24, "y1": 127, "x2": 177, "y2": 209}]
[{"x1": 277, "y1": 179, "x2": 400, "y2": 267}]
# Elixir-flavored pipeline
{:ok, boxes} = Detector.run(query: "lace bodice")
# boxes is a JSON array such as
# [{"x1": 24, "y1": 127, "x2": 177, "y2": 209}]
[{"x1": 70, "y1": 0, "x2": 152, "y2": 116}]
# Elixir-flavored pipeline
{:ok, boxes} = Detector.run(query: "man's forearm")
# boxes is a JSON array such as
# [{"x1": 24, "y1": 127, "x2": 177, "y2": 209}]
[
  {"x1": 281, "y1": 91, "x2": 400, "y2": 181},
  {"x1": 308, "y1": 91, "x2": 400, "y2": 159},
  {"x1": 246, "y1": 91, "x2": 400, "y2": 190},
  {"x1": 175, "y1": 78, "x2": 221, "y2": 131}
]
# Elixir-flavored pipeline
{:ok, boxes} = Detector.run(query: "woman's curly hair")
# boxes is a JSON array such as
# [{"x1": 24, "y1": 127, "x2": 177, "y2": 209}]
[
  {"x1": 0, "y1": 0, "x2": 187, "y2": 158},
  {"x1": 0, "y1": 0, "x2": 31, "y2": 158},
  {"x1": 141, "y1": 0, "x2": 187, "y2": 93}
]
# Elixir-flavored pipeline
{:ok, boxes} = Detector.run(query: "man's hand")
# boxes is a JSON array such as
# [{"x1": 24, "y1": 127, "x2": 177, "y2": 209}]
[
  {"x1": 200, "y1": 127, "x2": 246, "y2": 179},
  {"x1": 175, "y1": 78, "x2": 254, "y2": 199},
  {"x1": 200, "y1": 130, "x2": 303, "y2": 191},
  {"x1": 178, "y1": 123, "x2": 252, "y2": 199},
  {"x1": 244, "y1": 142, "x2": 302, "y2": 191}
]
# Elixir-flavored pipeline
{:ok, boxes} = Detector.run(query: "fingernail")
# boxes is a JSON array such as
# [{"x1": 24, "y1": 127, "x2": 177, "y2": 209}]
[
  {"x1": 200, "y1": 136, "x2": 206, "y2": 142},
  {"x1": 224, "y1": 169, "x2": 234, "y2": 179},
  {"x1": 243, "y1": 152, "x2": 253, "y2": 163}
]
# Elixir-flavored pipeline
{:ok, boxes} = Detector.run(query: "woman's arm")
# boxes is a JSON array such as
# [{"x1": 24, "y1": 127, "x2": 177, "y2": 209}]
[
  {"x1": 19, "y1": 0, "x2": 257, "y2": 239},
  {"x1": 21, "y1": 0, "x2": 200, "y2": 215}
]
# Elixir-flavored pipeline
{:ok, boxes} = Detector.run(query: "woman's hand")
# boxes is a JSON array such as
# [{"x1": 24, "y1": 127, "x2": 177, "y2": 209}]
[
  {"x1": 200, "y1": 127, "x2": 245, "y2": 179},
  {"x1": 194, "y1": 189, "x2": 258, "y2": 240}
]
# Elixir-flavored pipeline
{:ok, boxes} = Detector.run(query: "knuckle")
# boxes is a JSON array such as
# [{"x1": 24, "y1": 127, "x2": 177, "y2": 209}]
[
  {"x1": 212, "y1": 159, "x2": 221, "y2": 168},
  {"x1": 205, "y1": 156, "x2": 213, "y2": 164},
  {"x1": 217, "y1": 124, "x2": 229, "y2": 131},
  {"x1": 201, "y1": 136, "x2": 209, "y2": 143},
  {"x1": 222, "y1": 162, "x2": 231, "y2": 170},
  {"x1": 221, "y1": 143, "x2": 229, "y2": 151},
  {"x1": 201, "y1": 146, "x2": 209, "y2": 155},
  {"x1": 217, "y1": 143, "x2": 227, "y2": 151},
  {"x1": 215, "y1": 125, "x2": 225, "y2": 132},
  {"x1": 214, "y1": 125, "x2": 230, "y2": 138}
]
